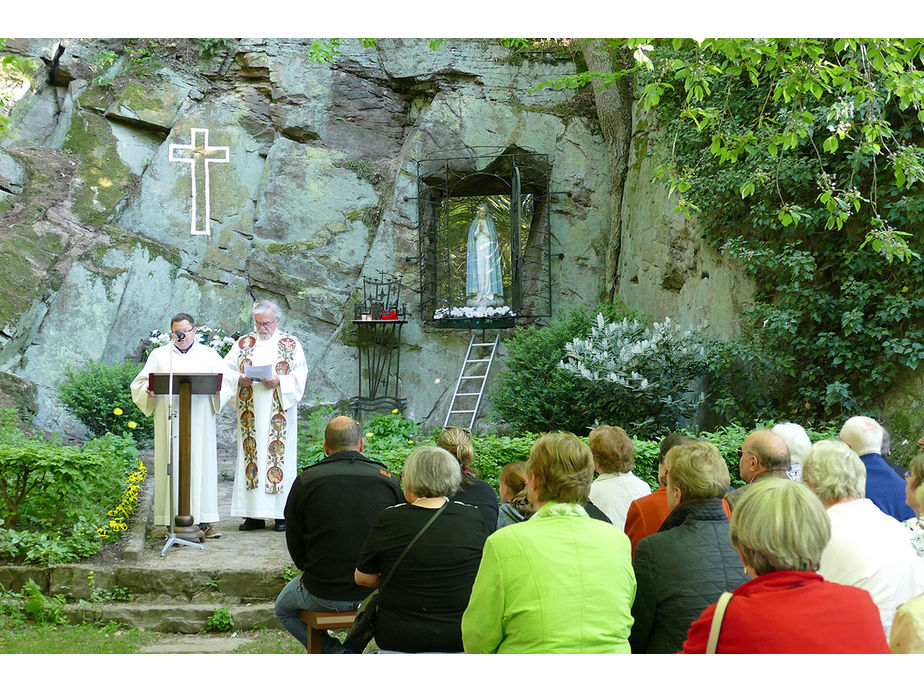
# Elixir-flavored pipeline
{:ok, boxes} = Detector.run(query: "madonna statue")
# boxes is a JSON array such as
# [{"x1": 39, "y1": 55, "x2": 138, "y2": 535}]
[{"x1": 465, "y1": 202, "x2": 504, "y2": 307}]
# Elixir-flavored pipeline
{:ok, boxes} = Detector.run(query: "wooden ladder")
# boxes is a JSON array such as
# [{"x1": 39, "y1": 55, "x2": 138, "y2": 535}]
[{"x1": 443, "y1": 332, "x2": 500, "y2": 431}]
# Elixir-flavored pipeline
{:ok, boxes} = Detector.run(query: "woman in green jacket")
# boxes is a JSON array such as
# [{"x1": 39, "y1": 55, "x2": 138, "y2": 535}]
[{"x1": 461, "y1": 431, "x2": 637, "y2": 653}]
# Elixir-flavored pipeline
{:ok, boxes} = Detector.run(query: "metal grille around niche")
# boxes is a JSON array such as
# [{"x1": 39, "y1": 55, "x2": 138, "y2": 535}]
[{"x1": 415, "y1": 145, "x2": 552, "y2": 329}]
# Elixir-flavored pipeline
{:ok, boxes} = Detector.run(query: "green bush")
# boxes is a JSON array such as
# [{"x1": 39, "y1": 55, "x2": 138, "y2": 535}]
[
  {"x1": 204, "y1": 607, "x2": 234, "y2": 633},
  {"x1": 296, "y1": 401, "x2": 346, "y2": 471},
  {"x1": 58, "y1": 360, "x2": 152, "y2": 444},
  {"x1": 0, "y1": 409, "x2": 142, "y2": 564},
  {"x1": 701, "y1": 339, "x2": 781, "y2": 430},
  {"x1": 489, "y1": 301, "x2": 639, "y2": 435}
]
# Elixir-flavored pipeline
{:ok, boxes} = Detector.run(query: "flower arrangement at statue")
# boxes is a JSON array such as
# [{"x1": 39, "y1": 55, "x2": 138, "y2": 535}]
[{"x1": 433, "y1": 305, "x2": 515, "y2": 320}]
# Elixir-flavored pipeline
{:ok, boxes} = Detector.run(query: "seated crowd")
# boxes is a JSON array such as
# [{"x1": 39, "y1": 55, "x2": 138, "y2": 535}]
[{"x1": 274, "y1": 413, "x2": 924, "y2": 654}]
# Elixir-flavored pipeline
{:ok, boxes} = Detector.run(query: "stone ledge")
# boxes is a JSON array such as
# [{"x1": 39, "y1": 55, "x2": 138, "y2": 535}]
[
  {"x1": 0, "y1": 564, "x2": 284, "y2": 602},
  {"x1": 64, "y1": 601, "x2": 281, "y2": 633}
]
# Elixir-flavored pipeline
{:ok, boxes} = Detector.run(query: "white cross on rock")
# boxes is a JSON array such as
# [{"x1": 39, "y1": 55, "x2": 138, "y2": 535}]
[{"x1": 168, "y1": 127, "x2": 230, "y2": 236}]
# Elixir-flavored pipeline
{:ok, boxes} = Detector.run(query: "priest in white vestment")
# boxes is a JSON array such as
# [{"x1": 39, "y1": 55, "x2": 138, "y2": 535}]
[
  {"x1": 224, "y1": 300, "x2": 308, "y2": 531},
  {"x1": 130, "y1": 313, "x2": 234, "y2": 533}
]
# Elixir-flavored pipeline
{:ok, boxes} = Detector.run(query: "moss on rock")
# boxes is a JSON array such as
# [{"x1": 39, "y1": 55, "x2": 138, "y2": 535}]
[{"x1": 67, "y1": 112, "x2": 136, "y2": 226}]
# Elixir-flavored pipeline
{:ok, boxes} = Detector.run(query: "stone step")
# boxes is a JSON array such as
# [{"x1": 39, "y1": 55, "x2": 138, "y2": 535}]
[
  {"x1": 0, "y1": 563, "x2": 291, "y2": 602},
  {"x1": 64, "y1": 600, "x2": 282, "y2": 634},
  {"x1": 136, "y1": 634, "x2": 260, "y2": 654}
]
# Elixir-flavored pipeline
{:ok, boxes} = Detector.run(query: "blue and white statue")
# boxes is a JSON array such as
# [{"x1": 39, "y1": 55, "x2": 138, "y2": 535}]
[{"x1": 465, "y1": 202, "x2": 504, "y2": 307}]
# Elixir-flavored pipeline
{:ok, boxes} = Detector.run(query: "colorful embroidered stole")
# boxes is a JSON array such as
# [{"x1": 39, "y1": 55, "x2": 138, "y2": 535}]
[{"x1": 236, "y1": 333, "x2": 298, "y2": 494}]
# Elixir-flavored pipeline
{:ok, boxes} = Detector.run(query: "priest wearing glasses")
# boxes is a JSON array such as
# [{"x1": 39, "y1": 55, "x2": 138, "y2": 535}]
[
  {"x1": 130, "y1": 312, "x2": 235, "y2": 538},
  {"x1": 224, "y1": 300, "x2": 308, "y2": 533}
]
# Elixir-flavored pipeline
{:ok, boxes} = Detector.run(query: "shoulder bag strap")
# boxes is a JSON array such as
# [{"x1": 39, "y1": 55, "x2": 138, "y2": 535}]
[
  {"x1": 378, "y1": 500, "x2": 450, "y2": 594},
  {"x1": 705, "y1": 591, "x2": 733, "y2": 654}
]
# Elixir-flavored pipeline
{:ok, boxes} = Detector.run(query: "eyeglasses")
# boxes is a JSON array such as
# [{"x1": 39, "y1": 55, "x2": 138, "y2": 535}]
[{"x1": 255, "y1": 319, "x2": 277, "y2": 328}]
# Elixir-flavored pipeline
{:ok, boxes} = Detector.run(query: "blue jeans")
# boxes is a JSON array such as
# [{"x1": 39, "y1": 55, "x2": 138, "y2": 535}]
[{"x1": 274, "y1": 577, "x2": 362, "y2": 653}]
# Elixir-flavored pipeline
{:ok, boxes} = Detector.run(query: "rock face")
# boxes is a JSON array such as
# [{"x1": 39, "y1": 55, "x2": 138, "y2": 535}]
[
  {"x1": 0, "y1": 38, "x2": 615, "y2": 434},
  {"x1": 618, "y1": 106, "x2": 755, "y2": 336}
]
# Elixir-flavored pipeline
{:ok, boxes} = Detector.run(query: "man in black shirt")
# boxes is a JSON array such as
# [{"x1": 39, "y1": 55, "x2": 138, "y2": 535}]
[{"x1": 274, "y1": 415, "x2": 403, "y2": 652}]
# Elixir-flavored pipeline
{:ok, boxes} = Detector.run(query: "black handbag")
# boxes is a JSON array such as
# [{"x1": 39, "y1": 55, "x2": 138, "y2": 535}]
[
  {"x1": 344, "y1": 501, "x2": 449, "y2": 653},
  {"x1": 343, "y1": 500, "x2": 452, "y2": 653}
]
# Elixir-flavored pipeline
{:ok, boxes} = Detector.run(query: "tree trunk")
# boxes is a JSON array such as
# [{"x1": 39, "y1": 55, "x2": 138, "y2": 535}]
[{"x1": 579, "y1": 39, "x2": 634, "y2": 302}]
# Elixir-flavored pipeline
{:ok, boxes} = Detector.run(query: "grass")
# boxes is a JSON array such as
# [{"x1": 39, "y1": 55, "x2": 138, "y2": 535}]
[
  {"x1": 0, "y1": 621, "x2": 158, "y2": 654},
  {"x1": 0, "y1": 617, "x2": 307, "y2": 654}
]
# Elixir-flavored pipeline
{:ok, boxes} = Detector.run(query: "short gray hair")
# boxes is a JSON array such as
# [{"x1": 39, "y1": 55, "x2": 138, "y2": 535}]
[
  {"x1": 665, "y1": 441, "x2": 730, "y2": 501},
  {"x1": 802, "y1": 439, "x2": 867, "y2": 505},
  {"x1": 771, "y1": 422, "x2": 811, "y2": 466},
  {"x1": 838, "y1": 416, "x2": 882, "y2": 456},
  {"x1": 252, "y1": 299, "x2": 281, "y2": 321},
  {"x1": 730, "y1": 477, "x2": 831, "y2": 575},
  {"x1": 401, "y1": 446, "x2": 462, "y2": 498}
]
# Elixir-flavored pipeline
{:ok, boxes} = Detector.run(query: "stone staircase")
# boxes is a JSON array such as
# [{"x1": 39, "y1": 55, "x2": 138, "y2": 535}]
[
  {"x1": 0, "y1": 457, "x2": 295, "y2": 635},
  {"x1": 0, "y1": 562, "x2": 286, "y2": 632}
]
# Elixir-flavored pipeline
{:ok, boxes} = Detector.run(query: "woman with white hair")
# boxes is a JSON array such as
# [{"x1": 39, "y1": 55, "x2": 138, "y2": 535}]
[
  {"x1": 681, "y1": 478, "x2": 889, "y2": 653},
  {"x1": 771, "y1": 422, "x2": 811, "y2": 481},
  {"x1": 902, "y1": 452, "x2": 924, "y2": 558},
  {"x1": 802, "y1": 439, "x2": 924, "y2": 639},
  {"x1": 891, "y1": 453, "x2": 924, "y2": 652},
  {"x1": 354, "y1": 446, "x2": 489, "y2": 652}
]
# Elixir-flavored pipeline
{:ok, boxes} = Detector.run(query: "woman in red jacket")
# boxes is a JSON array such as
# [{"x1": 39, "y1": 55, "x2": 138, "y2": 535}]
[{"x1": 681, "y1": 478, "x2": 890, "y2": 653}]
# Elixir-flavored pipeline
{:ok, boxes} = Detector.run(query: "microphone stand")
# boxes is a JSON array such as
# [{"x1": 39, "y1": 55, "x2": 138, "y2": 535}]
[{"x1": 161, "y1": 332, "x2": 205, "y2": 557}]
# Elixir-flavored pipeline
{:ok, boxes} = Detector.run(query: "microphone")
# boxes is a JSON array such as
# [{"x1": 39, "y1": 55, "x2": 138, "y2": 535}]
[{"x1": 173, "y1": 330, "x2": 186, "y2": 342}]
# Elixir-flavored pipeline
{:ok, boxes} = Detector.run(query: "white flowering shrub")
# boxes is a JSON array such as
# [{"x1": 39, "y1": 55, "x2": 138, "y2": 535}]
[
  {"x1": 559, "y1": 314, "x2": 709, "y2": 437},
  {"x1": 147, "y1": 326, "x2": 239, "y2": 357}
]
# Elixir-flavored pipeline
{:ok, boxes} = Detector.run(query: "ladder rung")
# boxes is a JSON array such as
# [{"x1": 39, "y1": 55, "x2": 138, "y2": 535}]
[
  {"x1": 454, "y1": 392, "x2": 479, "y2": 396},
  {"x1": 461, "y1": 375, "x2": 485, "y2": 380},
  {"x1": 466, "y1": 358, "x2": 491, "y2": 363},
  {"x1": 450, "y1": 409, "x2": 476, "y2": 414},
  {"x1": 472, "y1": 343, "x2": 495, "y2": 347}
]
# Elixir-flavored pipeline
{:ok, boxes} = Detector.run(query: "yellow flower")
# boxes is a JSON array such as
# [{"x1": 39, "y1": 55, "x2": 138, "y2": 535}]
[
  {"x1": 408, "y1": 440, "x2": 415, "y2": 444},
  {"x1": 366, "y1": 432, "x2": 374, "y2": 437},
  {"x1": 113, "y1": 407, "x2": 123, "y2": 416},
  {"x1": 127, "y1": 420, "x2": 137, "y2": 429},
  {"x1": 392, "y1": 409, "x2": 399, "y2": 414}
]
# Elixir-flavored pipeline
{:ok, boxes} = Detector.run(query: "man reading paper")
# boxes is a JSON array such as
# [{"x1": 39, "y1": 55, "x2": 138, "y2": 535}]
[{"x1": 224, "y1": 300, "x2": 308, "y2": 532}]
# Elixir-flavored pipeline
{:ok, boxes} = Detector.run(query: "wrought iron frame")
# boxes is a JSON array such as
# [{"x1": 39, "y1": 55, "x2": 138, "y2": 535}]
[
  {"x1": 349, "y1": 272, "x2": 408, "y2": 416},
  {"x1": 415, "y1": 146, "x2": 553, "y2": 329}
]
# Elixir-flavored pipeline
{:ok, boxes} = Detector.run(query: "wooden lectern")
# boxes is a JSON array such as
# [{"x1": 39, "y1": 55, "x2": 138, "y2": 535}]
[{"x1": 149, "y1": 372, "x2": 223, "y2": 552}]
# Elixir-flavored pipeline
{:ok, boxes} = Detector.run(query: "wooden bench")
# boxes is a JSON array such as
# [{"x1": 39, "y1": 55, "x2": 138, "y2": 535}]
[{"x1": 298, "y1": 610, "x2": 357, "y2": 653}]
